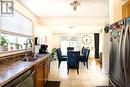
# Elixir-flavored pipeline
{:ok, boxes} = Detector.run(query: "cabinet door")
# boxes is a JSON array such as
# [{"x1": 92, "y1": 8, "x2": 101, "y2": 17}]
[
  {"x1": 35, "y1": 67, "x2": 44, "y2": 87},
  {"x1": 44, "y1": 62, "x2": 48, "y2": 83},
  {"x1": 122, "y1": 1, "x2": 130, "y2": 18},
  {"x1": 43, "y1": 66, "x2": 46, "y2": 87},
  {"x1": 44, "y1": 59, "x2": 49, "y2": 86}
]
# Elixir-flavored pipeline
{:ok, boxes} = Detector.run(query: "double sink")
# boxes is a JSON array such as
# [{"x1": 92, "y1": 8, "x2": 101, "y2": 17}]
[{"x1": 21, "y1": 54, "x2": 44, "y2": 62}]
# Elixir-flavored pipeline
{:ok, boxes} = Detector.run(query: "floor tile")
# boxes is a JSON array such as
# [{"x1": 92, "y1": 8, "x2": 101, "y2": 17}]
[{"x1": 48, "y1": 58, "x2": 109, "y2": 87}]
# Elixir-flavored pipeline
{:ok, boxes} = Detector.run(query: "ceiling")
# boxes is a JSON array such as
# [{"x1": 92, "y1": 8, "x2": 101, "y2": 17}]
[{"x1": 19, "y1": 0, "x2": 109, "y2": 31}]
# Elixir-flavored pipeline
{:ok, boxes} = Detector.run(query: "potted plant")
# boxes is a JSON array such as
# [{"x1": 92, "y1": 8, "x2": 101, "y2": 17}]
[
  {"x1": 14, "y1": 43, "x2": 20, "y2": 49},
  {"x1": 0, "y1": 35, "x2": 8, "y2": 51},
  {"x1": 9, "y1": 42, "x2": 14, "y2": 50},
  {"x1": 50, "y1": 48, "x2": 56, "y2": 61},
  {"x1": 104, "y1": 25, "x2": 109, "y2": 33}
]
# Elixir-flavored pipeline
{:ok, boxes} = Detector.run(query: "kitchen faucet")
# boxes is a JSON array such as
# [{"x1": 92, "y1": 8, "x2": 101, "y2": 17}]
[{"x1": 24, "y1": 38, "x2": 35, "y2": 59}]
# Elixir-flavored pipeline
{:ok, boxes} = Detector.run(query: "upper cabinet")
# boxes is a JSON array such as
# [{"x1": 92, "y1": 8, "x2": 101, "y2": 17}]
[
  {"x1": 1, "y1": 10, "x2": 32, "y2": 37},
  {"x1": 122, "y1": 0, "x2": 130, "y2": 18}
]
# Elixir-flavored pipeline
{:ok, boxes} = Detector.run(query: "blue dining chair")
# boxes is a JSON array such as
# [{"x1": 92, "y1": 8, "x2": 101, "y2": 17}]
[
  {"x1": 81, "y1": 46, "x2": 85, "y2": 55},
  {"x1": 79, "y1": 48, "x2": 90, "y2": 69},
  {"x1": 67, "y1": 47, "x2": 74, "y2": 52},
  {"x1": 56, "y1": 48, "x2": 67, "y2": 68},
  {"x1": 67, "y1": 51, "x2": 80, "y2": 74}
]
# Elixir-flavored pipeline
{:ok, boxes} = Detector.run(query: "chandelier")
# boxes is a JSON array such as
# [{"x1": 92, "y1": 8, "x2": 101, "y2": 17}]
[{"x1": 70, "y1": 0, "x2": 80, "y2": 11}]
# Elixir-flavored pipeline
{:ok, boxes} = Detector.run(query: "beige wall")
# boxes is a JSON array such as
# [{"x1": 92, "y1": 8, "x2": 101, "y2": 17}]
[
  {"x1": 34, "y1": 26, "x2": 53, "y2": 52},
  {"x1": 109, "y1": 0, "x2": 128, "y2": 23},
  {"x1": 102, "y1": 32, "x2": 110, "y2": 73},
  {"x1": 15, "y1": 0, "x2": 39, "y2": 37}
]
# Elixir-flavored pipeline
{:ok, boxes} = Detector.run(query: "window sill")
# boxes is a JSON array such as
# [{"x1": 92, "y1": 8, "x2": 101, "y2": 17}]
[{"x1": 0, "y1": 48, "x2": 33, "y2": 58}]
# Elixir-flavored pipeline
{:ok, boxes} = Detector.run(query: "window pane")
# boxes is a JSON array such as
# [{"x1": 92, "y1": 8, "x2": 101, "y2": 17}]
[
  {"x1": 61, "y1": 41, "x2": 69, "y2": 55},
  {"x1": 60, "y1": 36, "x2": 80, "y2": 55}
]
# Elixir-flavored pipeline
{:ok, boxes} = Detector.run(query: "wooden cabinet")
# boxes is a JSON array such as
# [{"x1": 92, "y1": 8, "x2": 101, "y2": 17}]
[
  {"x1": 35, "y1": 66, "x2": 44, "y2": 87},
  {"x1": 45, "y1": 61, "x2": 49, "y2": 82},
  {"x1": 34, "y1": 56, "x2": 49, "y2": 87},
  {"x1": 122, "y1": 0, "x2": 130, "y2": 18}
]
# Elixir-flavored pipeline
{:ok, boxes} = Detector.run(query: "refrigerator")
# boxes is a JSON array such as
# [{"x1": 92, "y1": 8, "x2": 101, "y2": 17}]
[{"x1": 109, "y1": 17, "x2": 130, "y2": 87}]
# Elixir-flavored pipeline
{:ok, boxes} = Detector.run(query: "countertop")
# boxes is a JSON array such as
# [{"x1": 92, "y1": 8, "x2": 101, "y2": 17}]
[{"x1": 0, "y1": 54, "x2": 49, "y2": 87}]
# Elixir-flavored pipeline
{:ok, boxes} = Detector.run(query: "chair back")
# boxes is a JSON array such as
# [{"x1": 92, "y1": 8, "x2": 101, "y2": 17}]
[
  {"x1": 81, "y1": 48, "x2": 90, "y2": 59},
  {"x1": 56, "y1": 48, "x2": 62, "y2": 61},
  {"x1": 67, "y1": 51, "x2": 80, "y2": 68},
  {"x1": 84, "y1": 48, "x2": 90, "y2": 62},
  {"x1": 83, "y1": 48, "x2": 87, "y2": 55},
  {"x1": 81, "y1": 46, "x2": 85, "y2": 54},
  {"x1": 67, "y1": 47, "x2": 74, "y2": 52}
]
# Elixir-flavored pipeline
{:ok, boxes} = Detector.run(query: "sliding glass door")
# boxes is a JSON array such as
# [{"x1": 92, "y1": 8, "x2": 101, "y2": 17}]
[
  {"x1": 61, "y1": 40, "x2": 69, "y2": 55},
  {"x1": 60, "y1": 36, "x2": 79, "y2": 55}
]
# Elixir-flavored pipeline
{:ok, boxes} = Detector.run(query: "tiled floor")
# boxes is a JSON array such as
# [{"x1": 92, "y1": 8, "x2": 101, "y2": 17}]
[{"x1": 48, "y1": 58, "x2": 109, "y2": 87}]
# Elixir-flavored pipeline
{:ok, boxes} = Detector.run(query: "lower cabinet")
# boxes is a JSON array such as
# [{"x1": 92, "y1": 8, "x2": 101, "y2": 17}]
[
  {"x1": 35, "y1": 66, "x2": 44, "y2": 87},
  {"x1": 45, "y1": 61, "x2": 49, "y2": 82},
  {"x1": 35, "y1": 57, "x2": 49, "y2": 87}
]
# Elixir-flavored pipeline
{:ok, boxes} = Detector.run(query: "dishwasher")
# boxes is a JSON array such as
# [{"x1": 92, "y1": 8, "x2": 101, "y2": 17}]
[{"x1": 3, "y1": 68, "x2": 35, "y2": 87}]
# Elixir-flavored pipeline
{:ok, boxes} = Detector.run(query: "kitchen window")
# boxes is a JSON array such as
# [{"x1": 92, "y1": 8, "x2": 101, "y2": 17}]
[{"x1": 0, "y1": 9, "x2": 33, "y2": 54}]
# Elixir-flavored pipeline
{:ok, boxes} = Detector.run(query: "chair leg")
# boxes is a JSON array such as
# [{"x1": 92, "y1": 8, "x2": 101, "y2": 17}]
[
  {"x1": 86, "y1": 62, "x2": 88, "y2": 69},
  {"x1": 83, "y1": 62, "x2": 85, "y2": 66},
  {"x1": 77, "y1": 68, "x2": 79, "y2": 74},
  {"x1": 67, "y1": 66, "x2": 69, "y2": 74},
  {"x1": 68, "y1": 69, "x2": 69, "y2": 74},
  {"x1": 82, "y1": 62, "x2": 84, "y2": 65},
  {"x1": 58, "y1": 61, "x2": 61, "y2": 68}
]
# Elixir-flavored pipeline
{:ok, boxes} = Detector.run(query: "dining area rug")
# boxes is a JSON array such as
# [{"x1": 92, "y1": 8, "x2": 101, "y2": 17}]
[{"x1": 44, "y1": 81, "x2": 61, "y2": 87}]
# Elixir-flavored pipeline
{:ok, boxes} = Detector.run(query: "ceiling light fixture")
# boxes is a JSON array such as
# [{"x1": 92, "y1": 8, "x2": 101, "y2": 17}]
[{"x1": 70, "y1": 0, "x2": 80, "y2": 11}]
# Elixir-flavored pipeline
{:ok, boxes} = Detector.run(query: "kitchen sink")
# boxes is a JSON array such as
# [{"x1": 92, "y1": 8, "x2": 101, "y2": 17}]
[
  {"x1": 21, "y1": 54, "x2": 43, "y2": 62},
  {"x1": 21, "y1": 57, "x2": 38, "y2": 62}
]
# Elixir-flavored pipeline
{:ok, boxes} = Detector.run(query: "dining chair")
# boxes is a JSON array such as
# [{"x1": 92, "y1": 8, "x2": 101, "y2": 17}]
[
  {"x1": 56, "y1": 48, "x2": 67, "y2": 68},
  {"x1": 67, "y1": 51, "x2": 80, "y2": 74},
  {"x1": 79, "y1": 48, "x2": 90, "y2": 69},
  {"x1": 67, "y1": 47, "x2": 74, "y2": 52},
  {"x1": 81, "y1": 46, "x2": 85, "y2": 55}
]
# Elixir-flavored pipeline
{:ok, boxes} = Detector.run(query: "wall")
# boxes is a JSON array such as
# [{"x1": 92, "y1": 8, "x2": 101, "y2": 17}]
[
  {"x1": 102, "y1": 32, "x2": 110, "y2": 73},
  {"x1": 34, "y1": 26, "x2": 53, "y2": 53},
  {"x1": 109, "y1": 0, "x2": 128, "y2": 23},
  {"x1": 14, "y1": 0, "x2": 39, "y2": 37}
]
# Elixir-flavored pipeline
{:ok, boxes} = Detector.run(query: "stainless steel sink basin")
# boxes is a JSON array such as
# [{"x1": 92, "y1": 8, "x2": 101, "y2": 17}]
[
  {"x1": 21, "y1": 57, "x2": 38, "y2": 62},
  {"x1": 21, "y1": 54, "x2": 43, "y2": 62}
]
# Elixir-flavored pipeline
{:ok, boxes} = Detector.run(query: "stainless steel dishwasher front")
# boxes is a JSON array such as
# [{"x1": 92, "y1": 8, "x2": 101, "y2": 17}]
[{"x1": 3, "y1": 68, "x2": 35, "y2": 87}]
